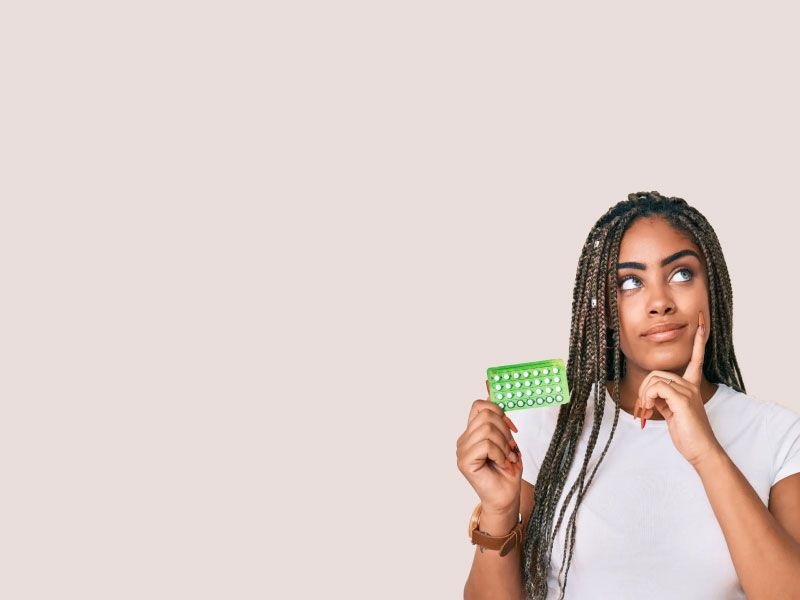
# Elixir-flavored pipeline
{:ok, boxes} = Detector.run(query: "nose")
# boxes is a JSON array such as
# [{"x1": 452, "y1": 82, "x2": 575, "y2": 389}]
[{"x1": 648, "y1": 285, "x2": 676, "y2": 316}]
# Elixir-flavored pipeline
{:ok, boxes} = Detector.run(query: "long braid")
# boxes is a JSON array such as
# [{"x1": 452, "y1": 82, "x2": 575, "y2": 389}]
[
  {"x1": 555, "y1": 219, "x2": 633, "y2": 597},
  {"x1": 520, "y1": 192, "x2": 746, "y2": 599},
  {"x1": 551, "y1": 216, "x2": 639, "y2": 594}
]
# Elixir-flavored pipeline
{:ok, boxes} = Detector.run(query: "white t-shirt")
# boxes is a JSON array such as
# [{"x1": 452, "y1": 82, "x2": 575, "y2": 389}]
[{"x1": 509, "y1": 381, "x2": 800, "y2": 600}]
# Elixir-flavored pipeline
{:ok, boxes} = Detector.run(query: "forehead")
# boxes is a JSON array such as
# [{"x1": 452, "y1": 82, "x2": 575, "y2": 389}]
[{"x1": 618, "y1": 216, "x2": 701, "y2": 261}]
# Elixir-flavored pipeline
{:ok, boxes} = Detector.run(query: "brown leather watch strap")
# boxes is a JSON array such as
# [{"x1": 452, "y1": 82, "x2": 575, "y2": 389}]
[{"x1": 468, "y1": 503, "x2": 524, "y2": 557}]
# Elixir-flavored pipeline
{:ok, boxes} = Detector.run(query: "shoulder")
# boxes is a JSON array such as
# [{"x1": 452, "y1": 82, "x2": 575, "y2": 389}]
[
  {"x1": 714, "y1": 383, "x2": 800, "y2": 473},
  {"x1": 714, "y1": 383, "x2": 800, "y2": 426},
  {"x1": 759, "y1": 394, "x2": 800, "y2": 471}
]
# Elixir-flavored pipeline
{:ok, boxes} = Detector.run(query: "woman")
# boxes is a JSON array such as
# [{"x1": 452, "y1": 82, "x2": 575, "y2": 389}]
[{"x1": 457, "y1": 192, "x2": 800, "y2": 599}]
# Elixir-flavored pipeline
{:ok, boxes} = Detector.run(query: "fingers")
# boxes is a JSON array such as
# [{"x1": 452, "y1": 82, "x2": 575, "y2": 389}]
[
  {"x1": 457, "y1": 395, "x2": 525, "y2": 479},
  {"x1": 461, "y1": 410, "x2": 517, "y2": 458},
  {"x1": 682, "y1": 310, "x2": 706, "y2": 384},
  {"x1": 468, "y1": 397, "x2": 504, "y2": 427},
  {"x1": 637, "y1": 371, "x2": 693, "y2": 414},
  {"x1": 461, "y1": 436, "x2": 517, "y2": 473},
  {"x1": 637, "y1": 371, "x2": 679, "y2": 402},
  {"x1": 653, "y1": 396, "x2": 674, "y2": 420},
  {"x1": 641, "y1": 379, "x2": 689, "y2": 416},
  {"x1": 482, "y1": 380, "x2": 520, "y2": 430},
  {"x1": 473, "y1": 385, "x2": 519, "y2": 427}
]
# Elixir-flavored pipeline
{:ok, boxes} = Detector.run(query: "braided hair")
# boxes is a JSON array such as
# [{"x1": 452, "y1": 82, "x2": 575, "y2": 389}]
[{"x1": 520, "y1": 191, "x2": 746, "y2": 599}]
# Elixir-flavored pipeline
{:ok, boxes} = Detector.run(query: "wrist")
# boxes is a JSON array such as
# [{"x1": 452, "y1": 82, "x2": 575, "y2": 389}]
[
  {"x1": 469, "y1": 501, "x2": 525, "y2": 557},
  {"x1": 481, "y1": 497, "x2": 521, "y2": 519},
  {"x1": 477, "y1": 505, "x2": 521, "y2": 537},
  {"x1": 691, "y1": 443, "x2": 727, "y2": 473}
]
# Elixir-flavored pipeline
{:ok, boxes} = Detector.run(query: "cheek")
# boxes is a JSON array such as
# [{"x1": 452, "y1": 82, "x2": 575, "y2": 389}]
[{"x1": 617, "y1": 329, "x2": 635, "y2": 356}]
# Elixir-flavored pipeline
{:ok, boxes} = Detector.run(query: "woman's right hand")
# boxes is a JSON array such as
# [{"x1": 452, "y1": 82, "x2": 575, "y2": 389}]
[{"x1": 456, "y1": 380, "x2": 523, "y2": 515}]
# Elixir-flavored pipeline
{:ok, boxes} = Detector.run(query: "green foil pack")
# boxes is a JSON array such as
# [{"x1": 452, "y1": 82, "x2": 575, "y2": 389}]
[{"x1": 486, "y1": 358, "x2": 571, "y2": 411}]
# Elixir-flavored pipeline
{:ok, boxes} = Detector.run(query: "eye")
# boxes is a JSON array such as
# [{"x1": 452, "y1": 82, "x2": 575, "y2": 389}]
[
  {"x1": 673, "y1": 267, "x2": 693, "y2": 282},
  {"x1": 618, "y1": 267, "x2": 694, "y2": 291},
  {"x1": 618, "y1": 275, "x2": 641, "y2": 291}
]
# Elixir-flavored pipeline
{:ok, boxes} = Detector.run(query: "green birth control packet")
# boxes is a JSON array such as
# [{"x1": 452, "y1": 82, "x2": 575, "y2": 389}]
[{"x1": 486, "y1": 358, "x2": 571, "y2": 412}]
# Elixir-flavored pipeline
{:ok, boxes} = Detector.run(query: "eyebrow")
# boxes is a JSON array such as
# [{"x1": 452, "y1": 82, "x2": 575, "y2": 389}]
[{"x1": 616, "y1": 249, "x2": 701, "y2": 271}]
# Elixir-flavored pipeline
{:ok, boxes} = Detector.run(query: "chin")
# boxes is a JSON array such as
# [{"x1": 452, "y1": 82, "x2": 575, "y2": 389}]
[{"x1": 644, "y1": 351, "x2": 689, "y2": 372}]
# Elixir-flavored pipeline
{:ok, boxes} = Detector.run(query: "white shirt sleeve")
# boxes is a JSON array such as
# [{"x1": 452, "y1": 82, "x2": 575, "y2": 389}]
[{"x1": 769, "y1": 403, "x2": 800, "y2": 487}]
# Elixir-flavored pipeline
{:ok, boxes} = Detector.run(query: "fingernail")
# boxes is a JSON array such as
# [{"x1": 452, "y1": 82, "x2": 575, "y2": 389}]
[
  {"x1": 504, "y1": 416, "x2": 518, "y2": 433},
  {"x1": 507, "y1": 451, "x2": 517, "y2": 463}
]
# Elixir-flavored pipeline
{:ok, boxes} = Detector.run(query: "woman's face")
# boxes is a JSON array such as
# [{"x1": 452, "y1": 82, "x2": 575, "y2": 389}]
[{"x1": 606, "y1": 215, "x2": 710, "y2": 375}]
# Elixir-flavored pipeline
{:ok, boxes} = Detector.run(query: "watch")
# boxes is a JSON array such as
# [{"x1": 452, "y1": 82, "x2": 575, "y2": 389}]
[{"x1": 468, "y1": 502, "x2": 524, "y2": 557}]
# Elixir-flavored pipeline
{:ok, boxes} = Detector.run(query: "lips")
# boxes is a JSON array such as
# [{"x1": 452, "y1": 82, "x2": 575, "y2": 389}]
[{"x1": 642, "y1": 323, "x2": 687, "y2": 337}]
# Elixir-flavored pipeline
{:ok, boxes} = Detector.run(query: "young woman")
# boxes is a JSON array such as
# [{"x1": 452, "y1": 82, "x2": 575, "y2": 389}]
[{"x1": 457, "y1": 192, "x2": 800, "y2": 599}]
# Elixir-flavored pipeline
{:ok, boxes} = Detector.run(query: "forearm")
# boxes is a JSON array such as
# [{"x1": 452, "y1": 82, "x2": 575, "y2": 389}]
[
  {"x1": 695, "y1": 447, "x2": 800, "y2": 599},
  {"x1": 464, "y1": 506, "x2": 524, "y2": 600}
]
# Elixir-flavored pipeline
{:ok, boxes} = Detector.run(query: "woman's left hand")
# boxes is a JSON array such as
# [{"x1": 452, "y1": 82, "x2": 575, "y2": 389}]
[{"x1": 636, "y1": 311, "x2": 723, "y2": 468}]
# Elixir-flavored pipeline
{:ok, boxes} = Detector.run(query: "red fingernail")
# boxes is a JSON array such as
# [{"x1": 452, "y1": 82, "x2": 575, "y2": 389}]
[{"x1": 504, "y1": 416, "x2": 518, "y2": 433}]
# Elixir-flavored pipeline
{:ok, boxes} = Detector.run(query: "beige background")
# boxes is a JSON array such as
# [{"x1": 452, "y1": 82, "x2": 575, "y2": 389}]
[{"x1": 1, "y1": 1, "x2": 799, "y2": 598}]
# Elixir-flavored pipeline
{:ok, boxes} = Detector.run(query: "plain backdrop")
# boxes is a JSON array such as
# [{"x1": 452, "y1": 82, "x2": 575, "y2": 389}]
[{"x1": 1, "y1": 1, "x2": 799, "y2": 599}]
